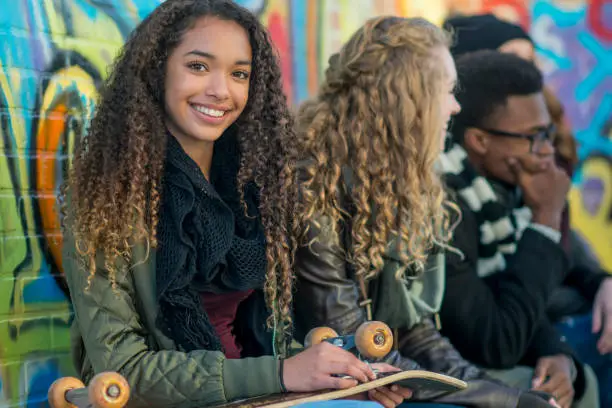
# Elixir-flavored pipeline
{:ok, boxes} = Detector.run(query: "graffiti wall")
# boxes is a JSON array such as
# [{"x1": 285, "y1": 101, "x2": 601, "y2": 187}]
[
  {"x1": 0, "y1": 0, "x2": 609, "y2": 406},
  {"x1": 0, "y1": 1, "x2": 163, "y2": 406},
  {"x1": 525, "y1": 0, "x2": 612, "y2": 270}
]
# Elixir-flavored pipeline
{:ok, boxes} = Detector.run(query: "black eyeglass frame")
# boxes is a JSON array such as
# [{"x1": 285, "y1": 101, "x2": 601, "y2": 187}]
[{"x1": 474, "y1": 123, "x2": 557, "y2": 154}]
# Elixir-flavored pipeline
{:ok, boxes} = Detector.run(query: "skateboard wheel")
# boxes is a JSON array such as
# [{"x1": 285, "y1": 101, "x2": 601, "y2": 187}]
[
  {"x1": 88, "y1": 372, "x2": 130, "y2": 408},
  {"x1": 304, "y1": 326, "x2": 339, "y2": 348},
  {"x1": 355, "y1": 321, "x2": 393, "y2": 359},
  {"x1": 48, "y1": 377, "x2": 85, "y2": 408}
]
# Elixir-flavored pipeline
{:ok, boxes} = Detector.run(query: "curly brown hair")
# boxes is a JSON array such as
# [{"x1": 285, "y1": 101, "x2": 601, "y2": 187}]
[
  {"x1": 543, "y1": 86, "x2": 578, "y2": 171},
  {"x1": 297, "y1": 16, "x2": 455, "y2": 280},
  {"x1": 62, "y1": 0, "x2": 298, "y2": 347}
]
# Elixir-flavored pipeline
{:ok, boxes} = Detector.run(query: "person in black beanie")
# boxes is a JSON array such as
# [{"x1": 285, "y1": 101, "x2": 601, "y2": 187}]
[
  {"x1": 443, "y1": 14, "x2": 534, "y2": 60},
  {"x1": 443, "y1": 14, "x2": 578, "y2": 174}
]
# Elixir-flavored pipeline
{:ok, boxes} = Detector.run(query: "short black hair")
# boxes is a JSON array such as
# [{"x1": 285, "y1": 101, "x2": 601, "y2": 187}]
[{"x1": 450, "y1": 50, "x2": 543, "y2": 144}]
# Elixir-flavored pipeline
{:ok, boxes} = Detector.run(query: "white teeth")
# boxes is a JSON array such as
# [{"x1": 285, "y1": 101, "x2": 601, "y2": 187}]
[{"x1": 193, "y1": 105, "x2": 225, "y2": 118}]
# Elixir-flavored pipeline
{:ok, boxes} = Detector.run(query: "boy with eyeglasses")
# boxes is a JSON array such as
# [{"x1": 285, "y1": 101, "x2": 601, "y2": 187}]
[{"x1": 437, "y1": 50, "x2": 607, "y2": 408}]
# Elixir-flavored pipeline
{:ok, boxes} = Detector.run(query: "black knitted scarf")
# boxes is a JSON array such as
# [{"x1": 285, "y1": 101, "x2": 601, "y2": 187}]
[{"x1": 156, "y1": 129, "x2": 267, "y2": 353}]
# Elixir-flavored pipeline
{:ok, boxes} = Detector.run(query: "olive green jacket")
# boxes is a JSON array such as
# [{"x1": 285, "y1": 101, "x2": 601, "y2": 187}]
[{"x1": 64, "y1": 233, "x2": 283, "y2": 408}]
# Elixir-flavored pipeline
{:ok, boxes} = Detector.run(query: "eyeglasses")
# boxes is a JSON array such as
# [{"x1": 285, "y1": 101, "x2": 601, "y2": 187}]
[{"x1": 477, "y1": 124, "x2": 557, "y2": 154}]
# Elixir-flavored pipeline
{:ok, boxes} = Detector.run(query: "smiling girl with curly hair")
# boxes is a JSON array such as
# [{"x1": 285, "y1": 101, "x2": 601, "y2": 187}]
[{"x1": 61, "y1": 1, "x2": 388, "y2": 406}]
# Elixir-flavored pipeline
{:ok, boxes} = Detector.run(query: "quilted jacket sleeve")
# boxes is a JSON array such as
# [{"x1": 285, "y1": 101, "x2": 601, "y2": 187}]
[{"x1": 64, "y1": 239, "x2": 281, "y2": 408}]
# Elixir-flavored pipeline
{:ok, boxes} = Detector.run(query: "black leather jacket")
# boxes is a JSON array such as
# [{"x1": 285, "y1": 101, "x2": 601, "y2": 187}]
[{"x1": 293, "y1": 208, "x2": 554, "y2": 408}]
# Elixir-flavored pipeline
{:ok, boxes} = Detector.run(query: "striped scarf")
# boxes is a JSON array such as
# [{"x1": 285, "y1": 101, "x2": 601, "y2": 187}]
[{"x1": 438, "y1": 143, "x2": 533, "y2": 277}]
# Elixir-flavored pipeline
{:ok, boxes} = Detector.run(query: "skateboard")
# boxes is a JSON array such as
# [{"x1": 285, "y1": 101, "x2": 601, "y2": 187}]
[
  {"x1": 47, "y1": 321, "x2": 466, "y2": 408},
  {"x1": 48, "y1": 368, "x2": 466, "y2": 408}
]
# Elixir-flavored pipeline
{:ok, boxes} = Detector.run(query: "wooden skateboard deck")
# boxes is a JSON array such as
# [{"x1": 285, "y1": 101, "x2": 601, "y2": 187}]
[
  {"x1": 49, "y1": 370, "x2": 466, "y2": 408},
  {"x1": 216, "y1": 370, "x2": 468, "y2": 408}
]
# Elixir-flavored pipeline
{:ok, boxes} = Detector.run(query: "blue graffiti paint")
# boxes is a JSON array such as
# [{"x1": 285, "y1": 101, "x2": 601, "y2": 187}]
[
  {"x1": 25, "y1": 359, "x2": 61, "y2": 408},
  {"x1": 291, "y1": 0, "x2": 309, "y2": 104},
  {"x1": 575, "y1": 32, "x2": 612, "y2": 103},
  {"x1": 575, "y1": 95, "x2": 612, "y2": 159},
  {"x1": 22, "y1": 269, "x2": 67, "y2": 304},
  {"x1": 234, "y1": 0, "x2": 266, "y2": 14}
]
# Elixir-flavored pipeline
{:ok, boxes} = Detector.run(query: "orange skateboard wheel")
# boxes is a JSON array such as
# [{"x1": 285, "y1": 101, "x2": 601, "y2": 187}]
[
  {"x1": 355, "y1": 321, "x2": 393, "y2": 359},
  {"x1": 88, "y1": 372, "x2": 130, "y2": 408},
  {"x1": 48, "y1": 377, "x2": 85, "y2": 408},
  {"x1": 304, "y1": 326, "x2": 339, "y2": 348}
]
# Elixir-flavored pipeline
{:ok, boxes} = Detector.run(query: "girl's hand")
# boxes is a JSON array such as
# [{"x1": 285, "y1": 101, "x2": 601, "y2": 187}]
[
  {"x1": 367, "y1": 363, "x2": 412, "y2": 408},
  {"x1": 283, "y1": 343, "x2": 376, "y2": 392}
]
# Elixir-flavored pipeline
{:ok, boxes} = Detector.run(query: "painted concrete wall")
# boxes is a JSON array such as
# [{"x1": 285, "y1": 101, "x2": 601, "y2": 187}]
[{"x1": 0, "y1": 0, "x2": 609, "y2": 406}]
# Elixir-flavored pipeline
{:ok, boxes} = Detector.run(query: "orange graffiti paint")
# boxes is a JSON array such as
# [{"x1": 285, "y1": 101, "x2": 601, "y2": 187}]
[{"x1": 35, "y1": 104, "x2": 67, "y2": 275}]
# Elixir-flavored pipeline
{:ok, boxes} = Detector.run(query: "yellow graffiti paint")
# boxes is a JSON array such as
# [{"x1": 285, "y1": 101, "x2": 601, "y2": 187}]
[
  {"x1": 62, "y1": 2, "x2": 127, "y2": 74},
  {"x1": 570, "y1": 157, "x2": 612, "y2": 271}
]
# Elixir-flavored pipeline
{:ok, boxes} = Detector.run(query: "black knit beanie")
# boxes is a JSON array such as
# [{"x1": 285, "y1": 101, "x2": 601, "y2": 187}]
[{"x1": 443, "y1": 14, "x2": 533, "y2": 58}]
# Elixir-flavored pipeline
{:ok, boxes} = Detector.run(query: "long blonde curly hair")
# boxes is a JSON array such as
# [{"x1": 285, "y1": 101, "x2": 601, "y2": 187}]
[{"x1": 297, "y1": 16, "x2": 456, "y2": 280}]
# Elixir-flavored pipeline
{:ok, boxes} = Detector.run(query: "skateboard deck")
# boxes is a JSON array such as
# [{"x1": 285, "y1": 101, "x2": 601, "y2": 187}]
[
  {"x1": 49, "y1": 369, "x2": 466, "y2": 408},
  {"x1": 216, "y1": 370, "x2": 467, "y2": 408}
]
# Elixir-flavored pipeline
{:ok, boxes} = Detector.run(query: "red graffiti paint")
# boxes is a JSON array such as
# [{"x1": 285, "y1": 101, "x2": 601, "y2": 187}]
[
  {"x1": 588, "y1": 0, "x2": 612, "y2": 43},
  {"x1": 267, "y1": 12, "x2": 293, "y2": 102},
  {"x1": 483, "y1": 0, "x2": 531, "y2": 29}
]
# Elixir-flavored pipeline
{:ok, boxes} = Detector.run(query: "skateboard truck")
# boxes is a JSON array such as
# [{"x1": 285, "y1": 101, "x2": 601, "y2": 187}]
[
  {"x1": 48, "y1": 372, "x2": 130, "y2": 408},
  {"x1": 304, "y1": 321, "x2": 394, "y2": 381},
  {"x1": 304, "y1": 321, "x2": 394, "y2": 361}
]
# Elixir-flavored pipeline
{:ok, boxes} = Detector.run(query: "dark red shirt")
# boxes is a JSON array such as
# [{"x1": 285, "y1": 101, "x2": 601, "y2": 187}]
[{"x1": 199, "y1": 290, "x2": 254, "y2": 359}]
